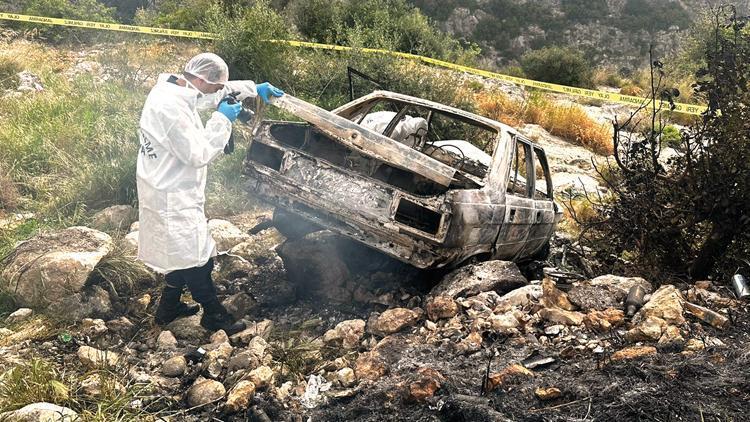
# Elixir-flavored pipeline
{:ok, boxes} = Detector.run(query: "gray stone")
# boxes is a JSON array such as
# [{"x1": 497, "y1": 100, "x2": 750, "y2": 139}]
[
  {"x1": 91, "y1": 205, "x2": 137, "y2": 231},
  {"x1": 187, "y1": 379, "x2": 226, "y2": 407},
  {"x1": 0, "y1": 402, "x2": 77, "y2": 422},
  {"x1": 156, "y1": 330, "x2": 178, "y2": 351},
  {"x1": 46, "y1": 285, "x2": 113, "y2": 322},
  {"x1": 208, "y1": 219, "x2": 250, "y2": 253},
  {"x1": 105, "y1": 317, "x2": 134, "y2": 334},
  {"x1": 6, "y1": 308, "x2": 33, "y2": 324},
  {"x1": 323, "y1": 319, "x2": 366, "y2": 349},
  {"x1": 78, "y1": 346, "x2": 120, "y2": 368},
  {"x1": 166, "y1": 314, "x2": 209, "y2": 342},
  {"x1": 222, "y1": 292, "x2": 257, "y2": 320},
  {"x1": 81, "y1": 318, "x2": 107, "y2": 337},
  {"x1": 431, "y1": 260, "x2": 527, "y2": 299},
  {"x1": 369, "y1": 308, "x2": 420, "y2": 336},
  {"x1": 0, "y1": 226, "x2": 113, "y2": 309},
  {"x1": 162, "y1": 355, "x2": 187, "y2": 377}
]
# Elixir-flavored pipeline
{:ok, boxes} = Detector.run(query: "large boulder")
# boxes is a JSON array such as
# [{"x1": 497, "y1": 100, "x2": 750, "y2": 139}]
[
  {"x1": 431, "y1": 260, "x2": 527, "y2": 299},
  {"x1": 208, "y1": 219, "x2": 251, "y2": 253},
  {"x1": 568, "y1": 275, "x2": 653, "y2": 311},
  {"x1": 91, "y1": 205, "x2": 137, "y2": 232},
  {"x1": 1, "y1": 226, "x2": 113, "y2": 310},
  {"x1": 0, "y1": 402, "x2": 77, "y2": 422}
]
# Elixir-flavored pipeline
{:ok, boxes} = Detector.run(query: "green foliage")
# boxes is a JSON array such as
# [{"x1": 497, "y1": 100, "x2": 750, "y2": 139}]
[
  {"x1": 562, "y1": 0, "x2": 608, "y2": 23},
  {"x1": 521, "y1": 46, "x2": 593, "y2": 87},
  {"x1": 660, "y1": 125, "x2": 682, "y2": 149},
  {"x1": 0, "y1": 358, "x2": 69, "y2": 413},
  {"x1": 20, "y1": 0, "x2": 116, "y2": 42},
  {"x1": 618, "y1": 0, "x2": 691, "y2": 32},
  {"x1": 134, "y1": 0, "x2": 217, "y2": 30},
  {"x1": 287, "y1": 0, "x2": 478, "y2": 63}
]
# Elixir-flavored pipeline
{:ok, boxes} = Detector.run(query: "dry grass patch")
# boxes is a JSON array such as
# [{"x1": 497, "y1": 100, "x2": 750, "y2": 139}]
[{"x1": 477, "y1": 91, "x2": 613, "y2": 155}]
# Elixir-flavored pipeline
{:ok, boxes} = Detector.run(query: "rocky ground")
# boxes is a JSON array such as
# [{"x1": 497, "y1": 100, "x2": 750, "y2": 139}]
[{"x1": 1, "y1": 205, "x2": 748, "y2": 421}]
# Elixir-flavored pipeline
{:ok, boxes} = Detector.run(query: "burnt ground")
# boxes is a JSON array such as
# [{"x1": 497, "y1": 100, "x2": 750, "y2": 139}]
[{"x1": 305, "y1": 301, "x2": 750, "y2": 422}]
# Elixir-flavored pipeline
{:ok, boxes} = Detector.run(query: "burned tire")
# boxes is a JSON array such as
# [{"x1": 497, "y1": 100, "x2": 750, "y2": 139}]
[
  {"x1": 530, "y1": 240, "x2": 551, "y2": 261},
  {"x1": 272, "y1": 208, "x2": 321, "y2": 240}
]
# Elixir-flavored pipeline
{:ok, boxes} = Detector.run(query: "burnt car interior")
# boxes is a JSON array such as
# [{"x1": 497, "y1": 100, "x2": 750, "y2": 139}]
[{"x1": 248, "y1": 98, "x2": 498, "y2": 198}]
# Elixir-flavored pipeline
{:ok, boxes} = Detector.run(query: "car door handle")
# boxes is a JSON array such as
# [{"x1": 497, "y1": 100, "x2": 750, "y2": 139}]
[
  {"x1": 536, "y1": 211, "x2": 543, "y2": 222},
  {"x1": 509, "y1": 209, "x2": 516, "y2": 222}
]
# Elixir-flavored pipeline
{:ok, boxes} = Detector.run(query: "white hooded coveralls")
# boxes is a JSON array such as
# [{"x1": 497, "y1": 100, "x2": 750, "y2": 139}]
[{"x1": 137, "y1": 74, "x2": 255, "y2": 273}]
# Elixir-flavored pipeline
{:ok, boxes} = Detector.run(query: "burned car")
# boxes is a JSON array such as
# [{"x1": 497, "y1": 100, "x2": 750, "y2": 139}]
[{"x1": 242, "y1": 90, "x2": 562, "y2": 269}]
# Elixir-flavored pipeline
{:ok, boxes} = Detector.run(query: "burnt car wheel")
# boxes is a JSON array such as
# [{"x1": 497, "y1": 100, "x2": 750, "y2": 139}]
[{"x1": 272, "y1": 208, "x2": 321, "y2": 240}]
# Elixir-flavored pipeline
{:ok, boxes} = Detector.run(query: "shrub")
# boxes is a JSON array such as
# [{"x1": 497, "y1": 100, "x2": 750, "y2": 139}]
[
  {"x1": 620, "y1": 83, "x2": 645, "y2": 96},
  {"x1": 521, "y1": 46, "x2": 593, "y2": 88},
  {"x1": 20, "y1": 0, "x2": 117, "y2": 43},
  {"x1": 660, "y1": 125, "x2": 682, "y2": 149},
  {"x1": 134, "y1": 0, "x2": 217, "y2": 30}
]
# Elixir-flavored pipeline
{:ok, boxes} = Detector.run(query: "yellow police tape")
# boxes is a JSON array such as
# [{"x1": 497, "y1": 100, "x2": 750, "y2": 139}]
[
  {"x1": 0, "y1": 12, "x2": 217, "y2": 39},
  {"x1": 0, "y1": 12, "x2": 707, "y2": 115}
]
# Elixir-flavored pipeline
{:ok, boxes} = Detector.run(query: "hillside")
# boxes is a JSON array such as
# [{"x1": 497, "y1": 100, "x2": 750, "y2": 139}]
[{"x1": 411, "y1": 0, "x2": 750, "y2": 70}]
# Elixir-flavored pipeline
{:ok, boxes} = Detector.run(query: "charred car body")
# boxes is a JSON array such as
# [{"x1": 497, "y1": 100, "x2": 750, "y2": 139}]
[{"x1": 242, "y1": 91, "x2": 562, "y2": 269}]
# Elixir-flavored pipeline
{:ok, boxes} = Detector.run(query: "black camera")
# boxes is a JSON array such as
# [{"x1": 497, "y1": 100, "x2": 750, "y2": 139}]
[{"x1": 220, "y1": 91, "x2": 254, "y2": 154}]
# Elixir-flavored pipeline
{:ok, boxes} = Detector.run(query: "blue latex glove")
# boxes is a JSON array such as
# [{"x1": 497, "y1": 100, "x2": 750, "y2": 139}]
[
  {"x1": 217, "y1": 99, "x2": 242, "y2": 122},
  {"x1": 256, "y1": 82, "x2": 284, "y2": 104}
]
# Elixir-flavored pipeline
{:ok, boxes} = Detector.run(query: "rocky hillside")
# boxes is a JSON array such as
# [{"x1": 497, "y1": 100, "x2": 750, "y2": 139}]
[{"x1": 411, "y1": 0, "x2": 750, "y2": 70}]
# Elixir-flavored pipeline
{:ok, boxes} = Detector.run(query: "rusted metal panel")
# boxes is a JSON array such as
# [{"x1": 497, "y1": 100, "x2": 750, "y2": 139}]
[{"x1": 268, "y1": 94, "x2": 456, "y2": 187}]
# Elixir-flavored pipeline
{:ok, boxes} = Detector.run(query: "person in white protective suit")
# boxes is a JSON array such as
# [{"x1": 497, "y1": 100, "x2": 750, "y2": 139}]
[{"x1": 137, "y1": 52, "x2": 284, "y2": 335}]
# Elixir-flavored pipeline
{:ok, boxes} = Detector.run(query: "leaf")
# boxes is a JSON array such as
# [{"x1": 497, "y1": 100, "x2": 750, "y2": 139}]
[{"x1": 48, "y1": 380, "x2": 69, "y2": 400}]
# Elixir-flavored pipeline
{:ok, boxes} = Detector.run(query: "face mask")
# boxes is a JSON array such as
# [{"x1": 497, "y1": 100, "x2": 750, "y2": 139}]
[{"x1": 184, "y1": 78, "x2": 222, "y2": 111}]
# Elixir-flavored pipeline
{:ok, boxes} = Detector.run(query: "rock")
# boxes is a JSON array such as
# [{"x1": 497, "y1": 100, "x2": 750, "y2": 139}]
[
  {"x1": 535, "y1": 387, "x2": 562, "y2": 400},
  {"x1": 685, "y1": 338, "x2": 705, "y2": 351},
  {"x1": 187, "y1": 379, "x2": 226, "y2": 407},
  {"x1": 657, "y1": 325, "x2": 685, "y2": 350},
  {"x1": 544, "y1": 324, "x2": 563, "y2": 335},
  {"x1": 408, "y1": 368, "x2": 444, "y2": 402},
  {"x1": 323, "y1": 319, "x2": 366, "y2": 349},
  {"x1": 0, "y1": 402, "x2": 77, "y2": 422},
  {"x1": 91, "y1": 205, "x2": 137, "y2": 231},
  {"x1": 208, "y1": 219, "x2": 250, "y2": 253},
  {"x1": 206, "y1": 342, "x2": 234, "y2": 378},
  {"x1": 6, "y1": 308, "x2": 33, "y2": 324},
  {"x1": 16, "y1": 70, "x2": 44, "y2": 92},
  {"x1": 123, "y1": 231, "x2": 139, "y2": 255},
  {"x1": 538, "y1": 308, "x2": 584, "y2": 326},
  {"x1": 370, "y1": 308, "x2": 420, "y2": 336},
  {"x1": 209, "y1": 330, "x2": 229, "y2": 345},
  {"x1": 625, "y1": 316, "x2": 666, "y2": 342},
  {"x1": 80, "y1": 373, "x2": 125, "y2": 398},
  {"x1": 568, "y1": 275, "x2": 653, "y2": 311},
  {"x1": 633, "y1": 285, "x2": 685, "y2": 326},
  {"x1": 227, "y1": 351, "x2": 258, "y2": 372},
  {"x1": 276, "y1": 231, "x2": 353, "y2": 302},
  {"x1": 611, "y1": 346, "x2": 657, "y2": 361},
  {"x1": 336, "y1": 367, "x2": 356, "y2": 387},
  {"x1": 222, "y1": 292, "x2": 257, "y2": 320},
  {"x1": 247, "y1": 366, "x2": 274, "y2": 389},
  {"x1": 274, "y1": 381, "x2": 293, "y2": 401},
  {"x1": 583, "y1": 309, "x2": 625, "y2": 333},
  {"x1": 541, "y1": 278, "x2": 576, "y2": 311},
  {"x1": 458, "y1": 331, "x2": 483, "y2": 354},
  {"x1": 46, "y1": 285, "x2": 113, "y2": 322},
  {"x1": 162, "y1": 355, "x2": 187, "y2": 377},
  {"x1": 487, "y1": 364, "x2": 534, "y2": 391},
  {"x1": 129, "y1": 221, "x2": 139, "y2": 232},
  {"x1": 156, "y1": 330, "x2": 178, "y2": 351},
  {"x1": 494, "y1": 285, "x2": 543, "y2": 312},
  {"x1": 431, "y1": 260, "x2": 527, "y2": 299},
  {"x1": 0, "y1": 328, "x2": 13, "y2": 338},
  {"x1": 77, "y1": 346, "x2": 119, "y2": 368},
  {"x1": 489, "y1": 312, "x2": 520, "y2": 333},
  {"x1": 231, "y1": 319, "x2": 273, "y2": 343},
  {"x1": 106, "y1": 316, "x2": 134, "y2": 334},
  {"x1": 246, "y1": 336, "x2": 270, "y2": 362},
  {"x1": 425, "y1": 295, "x2": 460, "y2": 321},
  {"x1": 81, "y1": 318, "x2": 107, "y2": 337},
  {"x1": 355, "y1": 351, "x2": 388, "y2": 381},
  {"x1": 132, "y1": 294, "x2": 151, "y2": 315},
  {"x1": 0, "y1": 226, "x2": 113, "y2": 309},
  {"x1": 166, "y1": 314, "x2": 209, "y2": 342},
  {"x1": 225, "y1": 380, "x2": 256, "y2": 414}
]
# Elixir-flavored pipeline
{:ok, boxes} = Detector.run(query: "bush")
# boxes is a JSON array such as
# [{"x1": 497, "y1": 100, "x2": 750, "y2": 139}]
[
  {"x1": 20, "y1": 0, "x2": 117, "y2": 42},
  {"x1": 521, "y1": 46, "x2": 593, "y2": 88},
  {"x1": 134, "y1": 0, "x2": 217, "y2": 30},
  {"x1": 0, "y1": 58, "x2": 21, "y2": 90},
  {"x1": 660, "y1": 125, "x2": 682, "y2": 149}
]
